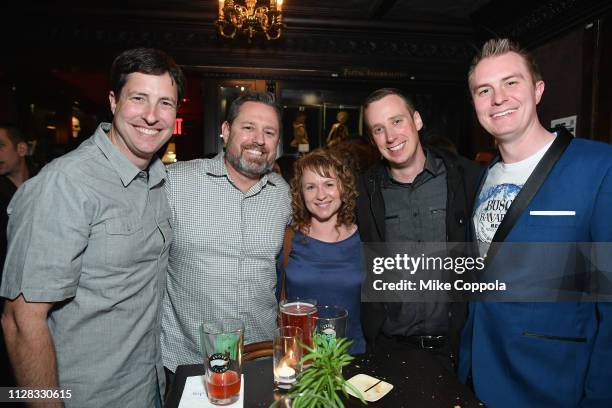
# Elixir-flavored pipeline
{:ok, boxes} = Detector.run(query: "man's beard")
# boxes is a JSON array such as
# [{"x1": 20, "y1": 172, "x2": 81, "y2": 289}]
[{"x1": 225, "y1": 144, "x2": 275, "y2": 178}]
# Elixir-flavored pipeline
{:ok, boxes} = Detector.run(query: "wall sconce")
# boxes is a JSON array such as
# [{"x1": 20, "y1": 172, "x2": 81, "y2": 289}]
[{"x1": 216, "y1": 0, "x2": 284, "y2": 41}]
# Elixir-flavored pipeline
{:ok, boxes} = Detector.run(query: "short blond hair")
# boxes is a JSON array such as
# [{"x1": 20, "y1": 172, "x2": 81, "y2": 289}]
[{"x1": 468, "y1": 38, "x2": 542, "y2": 89}]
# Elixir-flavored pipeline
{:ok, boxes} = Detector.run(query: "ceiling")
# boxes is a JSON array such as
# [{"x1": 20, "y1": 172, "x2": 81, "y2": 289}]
[
  {"x1": 0, "y1": 1, "x2": 484, "y2": 79},
  {"x1": 1, "y1": 0, "x2": 609, "y2": 98},
  {"x1": 3, "y1": 0, "x2": 607, "y2": 63},
  {"x1": 7, "y1": 0, "x2": 492, "y2": 22},
  {"x1": 288, "y1": 0, "x2": 491, "y2": 21}
]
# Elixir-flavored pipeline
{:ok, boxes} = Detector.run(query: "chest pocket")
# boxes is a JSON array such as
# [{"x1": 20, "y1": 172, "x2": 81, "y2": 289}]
[{"x1": 105, "y1": 217, "x2": 143, "y2": 267}]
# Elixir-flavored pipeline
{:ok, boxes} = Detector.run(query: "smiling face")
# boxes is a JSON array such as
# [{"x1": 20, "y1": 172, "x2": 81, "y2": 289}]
[
  {"x1": 222, "y1": 101, "x2": 280, "y2": 179},
  {"x1": 365, "y1": 94, "x2": 424, "y2": 170},
  {"x1": 108, "y1": 72, "x2": 178, "y2": 169},
  {"x1": 301, "y1": 167, "x2": 342, "y2": 224},
  {"x1": 470, "y1": 51, "x2": 544, "y2": 145}
]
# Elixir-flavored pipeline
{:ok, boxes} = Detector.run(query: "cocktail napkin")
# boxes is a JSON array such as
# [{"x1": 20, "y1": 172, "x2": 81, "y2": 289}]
[
  {"x1": 178, "y1": 375, "x2": 244, "y2": 408},
  {"x1": 346, "y1": 373, "x2": 393, "y2": 402}
]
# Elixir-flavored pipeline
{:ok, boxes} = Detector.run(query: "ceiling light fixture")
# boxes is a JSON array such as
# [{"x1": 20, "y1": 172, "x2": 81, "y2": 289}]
[{"x1": 216, "y1": 0, "x2": 284, "y2": 41}]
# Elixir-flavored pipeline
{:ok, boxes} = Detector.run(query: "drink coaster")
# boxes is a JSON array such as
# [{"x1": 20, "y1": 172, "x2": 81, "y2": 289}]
[{"x1": 346, "y1": 373, "x2": 393, "y2": 402}]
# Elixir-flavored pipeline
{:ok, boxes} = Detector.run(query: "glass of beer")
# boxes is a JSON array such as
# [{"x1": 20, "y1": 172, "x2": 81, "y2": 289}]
[
  {"x1": 279, "y1": 298, "x2": 318, "y2": 352},
  {"x1": 199, "y1": 318, "x2": 244, "y2": 405}
]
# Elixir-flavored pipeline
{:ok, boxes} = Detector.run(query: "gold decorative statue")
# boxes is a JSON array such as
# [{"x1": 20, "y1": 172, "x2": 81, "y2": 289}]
[
  {"x1": 290, "y1": 111, "x2": 309, "y2": 148},
  {"x1": 326, "y1": 111, "x2": 349, "y2": 148}
]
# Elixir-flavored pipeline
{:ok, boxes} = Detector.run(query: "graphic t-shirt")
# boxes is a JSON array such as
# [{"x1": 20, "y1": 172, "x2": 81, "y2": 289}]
[{"x1": 473, "y1": 141, "x2": 553, "y2": 254}]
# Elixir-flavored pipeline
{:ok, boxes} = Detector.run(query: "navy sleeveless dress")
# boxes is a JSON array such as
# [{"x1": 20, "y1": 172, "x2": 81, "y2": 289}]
[{"x1": 281, "y1": 229, "x2": 366, "y2": 354}]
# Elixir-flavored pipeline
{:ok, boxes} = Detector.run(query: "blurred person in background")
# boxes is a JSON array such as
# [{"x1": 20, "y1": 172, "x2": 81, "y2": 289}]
[
  {"x1": 0, "y1": 124, "x2": 35, "y2": 269},
  {"x1": 0, "y1": 123, "x2": 36, "y2": 387}
]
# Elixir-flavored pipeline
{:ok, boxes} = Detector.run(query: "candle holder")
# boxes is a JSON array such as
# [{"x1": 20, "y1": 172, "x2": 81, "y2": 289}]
[{"x1": 273, "y1": 326, "x2": 303, "y2": 389}]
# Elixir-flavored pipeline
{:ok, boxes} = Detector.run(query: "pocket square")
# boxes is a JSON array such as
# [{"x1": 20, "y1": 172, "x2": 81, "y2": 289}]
[{"x1": 529, "y1": 210, "x2": 576, "y2": 216}]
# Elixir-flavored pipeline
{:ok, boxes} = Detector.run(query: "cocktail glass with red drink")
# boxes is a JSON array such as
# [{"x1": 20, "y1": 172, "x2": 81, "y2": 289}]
[{"x1": 199, "y1": 318, "x2": 244, "y2": 405}]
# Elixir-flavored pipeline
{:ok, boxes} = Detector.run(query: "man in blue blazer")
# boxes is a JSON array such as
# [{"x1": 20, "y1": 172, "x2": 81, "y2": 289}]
[{"x1": 459, "y1": 38, "x2": 612, "y2": 407}]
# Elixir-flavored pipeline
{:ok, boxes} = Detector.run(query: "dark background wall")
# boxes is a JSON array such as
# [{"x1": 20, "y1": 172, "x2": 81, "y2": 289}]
[
  {"x1": 1, "y1": 0, "x2": 610, "y2": 164},
  {"x1": 533, "y1": 26, "x2": 584, "y2": 133}
]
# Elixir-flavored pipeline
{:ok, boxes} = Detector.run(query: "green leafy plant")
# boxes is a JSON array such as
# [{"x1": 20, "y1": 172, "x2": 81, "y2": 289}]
[{"x1": 289, "y1": 334, "x2": 366, "y2": 407}]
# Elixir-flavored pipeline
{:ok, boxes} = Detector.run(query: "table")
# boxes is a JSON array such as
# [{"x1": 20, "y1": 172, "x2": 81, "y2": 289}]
[{"x1": 166, "y1": 349, "x2": 483, "y2": 408}]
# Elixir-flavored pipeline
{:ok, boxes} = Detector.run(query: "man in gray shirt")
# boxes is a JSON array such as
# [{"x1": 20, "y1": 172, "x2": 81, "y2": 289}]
[
  {"x1": 162, "y1": 92, "x2": 291, "y2": 376},
  {"x1": 0, "y1": 48, "x2": 184, "y2": 407},
  {"x1": 357, "y1": 88, "x2": 480, "y2": 371}
]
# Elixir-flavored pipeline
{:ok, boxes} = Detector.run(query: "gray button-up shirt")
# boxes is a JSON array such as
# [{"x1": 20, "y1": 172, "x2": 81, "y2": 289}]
[
  {"x1": 381, "y1": 149, "x2": 450, "y2": 337},
  {"x1": 382, "y1": 149, "x2": 447, "y2": 243},
  {"x1": 0, "y1": 123, "x2": 171, "y2": 407},
  {"x1": 161, "y1": 153, "x2": 291, "y2": 371}
]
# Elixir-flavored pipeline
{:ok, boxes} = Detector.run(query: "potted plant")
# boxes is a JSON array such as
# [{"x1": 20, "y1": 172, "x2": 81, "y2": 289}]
[{"x1": 289, "y1": 334, "x2": 366, "y2": 407}]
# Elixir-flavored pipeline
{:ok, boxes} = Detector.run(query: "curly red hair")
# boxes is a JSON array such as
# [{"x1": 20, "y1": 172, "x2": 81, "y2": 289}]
[{"x1": 290, "y1": 148, "x2": 357, "y2": 235}]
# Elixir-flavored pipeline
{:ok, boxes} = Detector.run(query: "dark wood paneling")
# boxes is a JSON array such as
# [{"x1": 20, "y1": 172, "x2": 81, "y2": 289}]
[
  {"x1": 532, "y1": 26, "x2": 584, "y2": 134},
  {"x1": 593, "y1": 11, "x2": 612, "y2": 142},
  {"x1": 472, "y1": 0, "x2": 611, "y2": 47},
  {"x1": 580, "y1": 21, "x2": 597, "y2": 139},
  {"x1": 370, "y1": 0, "x2": 399, "y2": 19},
  {"x1": 2, "y1": 0, "x2": 611, "y2": 157}
]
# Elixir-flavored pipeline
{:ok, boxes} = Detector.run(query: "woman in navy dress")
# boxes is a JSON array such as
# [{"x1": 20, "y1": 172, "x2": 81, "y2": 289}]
[{"x1": 280, "y1": 148, "x2": 365, "y2": 354}]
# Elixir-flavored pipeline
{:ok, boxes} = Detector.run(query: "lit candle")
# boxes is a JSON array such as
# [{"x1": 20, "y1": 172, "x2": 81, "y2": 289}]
[
  {"x1": 277, "y1": 0, "x2": 283, "y2": 12},
  {"x1": 275, "y1": 359, "x2": 296, "y2": 384},
  {"x1": 276, "y1": 364, "x2": 296, "y2": 379}
]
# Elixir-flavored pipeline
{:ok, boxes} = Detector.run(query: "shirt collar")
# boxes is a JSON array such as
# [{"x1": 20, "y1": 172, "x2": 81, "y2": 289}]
[
  {"x1": 382, "y1": 147, "x2": 443, "y2": 185},
  {"x1": 206, "y1": 151, "x2": 276, "y2": 187},
  {"x1": 423, "y1": 147, "x2": 445, "y2": 176},
  {"x1": 486, "y1": 129, "x2": 563, "y2": 170},
  {"x1": 94, "y1": 122, "x2": 167, "y2": 187}
]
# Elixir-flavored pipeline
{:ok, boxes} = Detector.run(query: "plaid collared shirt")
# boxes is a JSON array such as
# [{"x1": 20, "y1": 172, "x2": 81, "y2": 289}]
[{"x1": 161, "y1": 152, "x2": 291, "y2": 371}]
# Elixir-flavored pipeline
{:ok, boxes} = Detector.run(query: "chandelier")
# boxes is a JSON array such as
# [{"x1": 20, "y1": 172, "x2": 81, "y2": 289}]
[{"x1": 216, "y1": 0, "x2": 284, "y2": 40}]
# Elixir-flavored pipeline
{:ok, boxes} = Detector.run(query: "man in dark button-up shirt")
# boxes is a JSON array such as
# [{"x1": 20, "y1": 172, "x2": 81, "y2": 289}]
[
  {"x1": 357, "y1": 88, "x2": 480, "y2": 371},
  {"x1": 0, "y1": 48, "x2": 184, "y2": 408}
]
